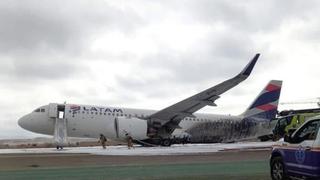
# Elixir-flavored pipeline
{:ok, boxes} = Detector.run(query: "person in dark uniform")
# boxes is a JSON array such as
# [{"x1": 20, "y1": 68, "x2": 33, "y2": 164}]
[{"x1": 99, "y1": 134, "x2": 107, "y2": 149}]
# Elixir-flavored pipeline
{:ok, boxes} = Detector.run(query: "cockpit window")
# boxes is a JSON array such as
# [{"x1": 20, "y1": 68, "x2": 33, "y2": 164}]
[{"x1": 33, "y1": 108, "x2": 45, "y2": 112}]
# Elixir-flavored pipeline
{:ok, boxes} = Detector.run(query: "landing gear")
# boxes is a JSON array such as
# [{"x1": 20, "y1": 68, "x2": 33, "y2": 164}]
[
  {"x1": 56, "y1": 146, "x2": 63, "y2": 150},
  {"x1": 161, "y1": 138, "x2": 172, "y2": 147}
]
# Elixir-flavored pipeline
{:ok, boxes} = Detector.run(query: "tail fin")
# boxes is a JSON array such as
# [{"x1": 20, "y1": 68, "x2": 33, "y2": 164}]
[{"x1": 242, "y1": 80, "x2": 282, "y2": 120}]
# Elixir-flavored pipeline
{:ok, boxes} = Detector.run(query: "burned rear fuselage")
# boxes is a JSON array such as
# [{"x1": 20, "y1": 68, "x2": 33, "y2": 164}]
[{"x1": 186, "y1": 117, "x2": 273, "y2": 143}]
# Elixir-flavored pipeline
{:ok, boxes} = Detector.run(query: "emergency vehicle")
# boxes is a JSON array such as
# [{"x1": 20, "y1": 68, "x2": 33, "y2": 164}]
[
  {"x1": 270, "y1": 115, "x2": 320, "y2": 180},
  {"x1": 273, "y1": 108, "x2": 320, "y2": 140}
]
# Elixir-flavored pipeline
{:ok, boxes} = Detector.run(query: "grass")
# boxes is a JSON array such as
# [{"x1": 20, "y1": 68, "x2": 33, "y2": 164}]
[{"x1": 0, "y1": 160, "x2": 270, "y2": 180}]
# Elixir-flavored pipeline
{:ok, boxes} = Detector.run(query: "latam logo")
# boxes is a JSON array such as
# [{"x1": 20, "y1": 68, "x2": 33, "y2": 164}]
[
  {"x1": 249, "y1": 82, "x2": 281, "y2": 110},
  {"x1": 70, "y1": 105, "x2": 123, "y2": 113},
  {"x1": 70, "y1": 105, "x2": 81, "y2": 111}
]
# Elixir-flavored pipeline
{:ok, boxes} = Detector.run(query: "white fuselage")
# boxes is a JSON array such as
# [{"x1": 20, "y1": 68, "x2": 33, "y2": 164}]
[
  {"x1": 18, "y1": 103, "x2": 271, "y2": 143},
  {"x1": 18, "y1": 55, "x2": 267, "y2": 145}
]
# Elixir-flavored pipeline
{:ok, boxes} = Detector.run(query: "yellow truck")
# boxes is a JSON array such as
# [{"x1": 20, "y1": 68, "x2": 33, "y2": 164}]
[{"x1": 273, "y1": 108, "x2": 320, "y2": 140}]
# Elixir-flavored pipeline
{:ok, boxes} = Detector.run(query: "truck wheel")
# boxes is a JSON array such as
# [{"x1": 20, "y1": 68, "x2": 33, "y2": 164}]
[
  {"x1": 271, "y1": 157, "x2": 287, "y2": 180},
  {"x1": 161, "y1": 139, "x2": 172, "y2": 147}
]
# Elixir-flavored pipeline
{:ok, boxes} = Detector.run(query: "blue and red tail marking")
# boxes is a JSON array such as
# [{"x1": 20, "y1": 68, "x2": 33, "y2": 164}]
[{"x1": 242, "y1": 80, "x2": 282, "y2": 120}]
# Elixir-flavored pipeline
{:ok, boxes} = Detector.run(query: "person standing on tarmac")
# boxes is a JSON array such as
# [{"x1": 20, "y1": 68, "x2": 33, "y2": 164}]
[
  {"x1": 99, "y1": 134, "x2": 107, "y2": 149},
  {"x1": 125, "y1": 133, "x2": 134, "y2": 149}
]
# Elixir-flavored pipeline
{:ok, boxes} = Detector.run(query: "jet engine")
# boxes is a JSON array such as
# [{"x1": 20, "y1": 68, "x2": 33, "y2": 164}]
[{"x1": 115, "y1": 117, "x2": 148, "y2": 140}]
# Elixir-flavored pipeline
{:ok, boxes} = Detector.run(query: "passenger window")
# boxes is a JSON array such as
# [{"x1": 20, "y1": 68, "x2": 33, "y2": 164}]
[{"x1": 293, "y1": 120, "x2": 320, "y2": 143}]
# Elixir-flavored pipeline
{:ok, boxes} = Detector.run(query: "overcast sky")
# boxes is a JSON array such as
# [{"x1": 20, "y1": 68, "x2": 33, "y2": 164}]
[{"x1": 1, "y1": 0, "x2": 320, "y2": 139}]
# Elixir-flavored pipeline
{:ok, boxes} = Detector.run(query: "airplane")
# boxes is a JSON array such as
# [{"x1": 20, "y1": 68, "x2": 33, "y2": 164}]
[{"x1": 18, "y1": 54, "x2": 279, "y2": 148}]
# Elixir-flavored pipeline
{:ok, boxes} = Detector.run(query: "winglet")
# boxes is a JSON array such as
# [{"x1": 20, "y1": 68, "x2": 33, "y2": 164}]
[{"x1": 239, "y1": 53, "x2": 260, "y2": 76}]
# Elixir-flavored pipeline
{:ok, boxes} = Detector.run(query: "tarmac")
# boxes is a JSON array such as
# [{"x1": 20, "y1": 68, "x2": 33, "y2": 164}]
[{"x1": 0, "y1": 142, "x2": 274, "y2": 180}]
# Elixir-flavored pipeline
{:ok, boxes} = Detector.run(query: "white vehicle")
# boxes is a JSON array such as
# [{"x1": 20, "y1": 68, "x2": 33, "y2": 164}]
[
  {"x1": 18, "y1": 54, "x2": 280, "y2": 147},
  {"x1": 270, "y1": 116, "x2": 320, "y2": 179}
]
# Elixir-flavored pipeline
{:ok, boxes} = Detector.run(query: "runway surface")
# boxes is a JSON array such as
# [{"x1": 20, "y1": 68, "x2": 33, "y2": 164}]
[
  {"x1": 0, "y1": 142, "x2": 274, "y2": 180},
  {"x1": 0, "y1": 141, "x2": 274, "y2": 156}
]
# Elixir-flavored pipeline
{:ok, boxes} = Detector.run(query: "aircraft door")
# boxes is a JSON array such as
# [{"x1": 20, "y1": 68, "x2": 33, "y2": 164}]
[
  {"x1": 114, "y1": 117, "x2": 119, "y2": 138},
  {"x1": 49, "y1": 103, "x2": 58, "y2": 118},
  {"x1": 57, "y1": 104, "x2": 66, "y2": 119},
  {"x1": 48, "y1": 103, "x2": 66, "y2": 119}
]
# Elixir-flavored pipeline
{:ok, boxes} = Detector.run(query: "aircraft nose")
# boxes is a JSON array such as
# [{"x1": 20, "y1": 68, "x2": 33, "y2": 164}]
[{"x1": 18, "y1": 114, "x2": 31, "y2": 130}]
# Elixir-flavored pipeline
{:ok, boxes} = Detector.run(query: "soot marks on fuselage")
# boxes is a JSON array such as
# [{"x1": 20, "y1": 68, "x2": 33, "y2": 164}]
[{"x1": 186, "y1": 119, "x2": 263, "y2": 143}]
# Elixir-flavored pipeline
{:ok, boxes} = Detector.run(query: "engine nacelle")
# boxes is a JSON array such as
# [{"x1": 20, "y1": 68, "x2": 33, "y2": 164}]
[{"x1": 116, "y1": 117, "x2": 148, "y2": 140}]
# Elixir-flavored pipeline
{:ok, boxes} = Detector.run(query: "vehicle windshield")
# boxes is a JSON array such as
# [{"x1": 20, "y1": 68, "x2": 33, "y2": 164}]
[{"x1": 293, "y1": 119, "x2": 320, "y2": 143}]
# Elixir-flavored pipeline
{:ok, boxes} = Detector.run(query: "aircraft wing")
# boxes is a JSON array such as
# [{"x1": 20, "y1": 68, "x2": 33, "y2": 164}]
[{"x1": 147, "y1": 54, "x2": 260, "y2": 136}]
